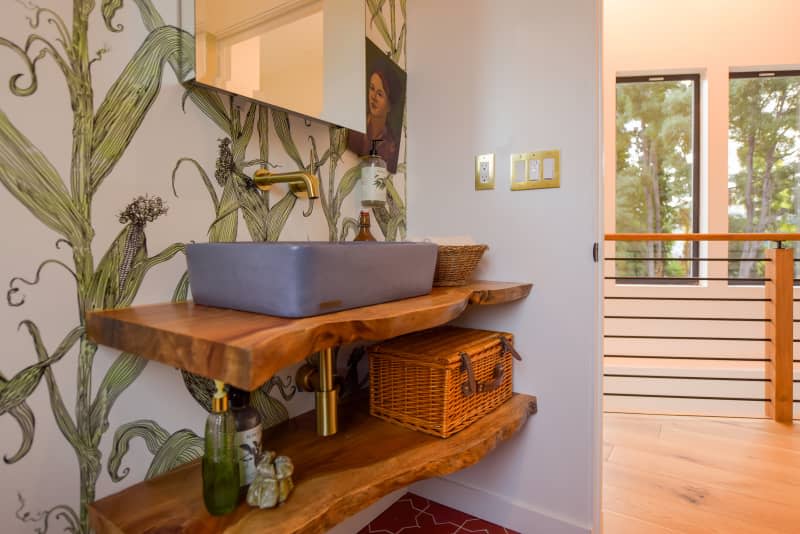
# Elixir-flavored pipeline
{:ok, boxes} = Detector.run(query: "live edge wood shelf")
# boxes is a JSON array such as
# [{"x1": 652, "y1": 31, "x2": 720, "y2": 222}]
[
  {"x1": 89, "y1": 393, "x2": 537, "y2": 534},
  {"x1": 86, "y1": 280, "x2": 534, "y2": 534},
  {"x1": 86, "y1": 281, "x2": 532, "y2": 390}
]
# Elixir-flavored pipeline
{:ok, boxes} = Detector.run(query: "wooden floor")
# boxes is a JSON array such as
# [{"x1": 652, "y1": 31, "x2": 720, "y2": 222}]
[{"x1": 603, "y1": 413, "x2": 800, "y2": 534}]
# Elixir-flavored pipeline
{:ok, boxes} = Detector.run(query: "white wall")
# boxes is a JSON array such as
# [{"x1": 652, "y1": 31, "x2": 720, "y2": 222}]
[{"x1": 407, "y1": 2, "x2": 601, "y2": 533}]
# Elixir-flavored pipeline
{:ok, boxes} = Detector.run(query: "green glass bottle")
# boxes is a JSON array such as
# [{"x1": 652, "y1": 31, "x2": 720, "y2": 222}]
[{"x1": 202, "y1": 381, "x2": 240, "y2": 516}]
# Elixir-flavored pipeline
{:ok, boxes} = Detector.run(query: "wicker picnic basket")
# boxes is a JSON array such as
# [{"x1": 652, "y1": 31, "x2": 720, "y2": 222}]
[
  {"x1": 432, "y1": 244, "x2": 488, "y2": 286},
  {"x1": 368, "y1": 326, "x2": 521, "y2": 438}
]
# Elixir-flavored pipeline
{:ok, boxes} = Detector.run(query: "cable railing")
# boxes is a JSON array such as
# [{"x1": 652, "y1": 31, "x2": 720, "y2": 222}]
[{"x1": 603, "y1": 233, "x2": 798, "y2": 423}]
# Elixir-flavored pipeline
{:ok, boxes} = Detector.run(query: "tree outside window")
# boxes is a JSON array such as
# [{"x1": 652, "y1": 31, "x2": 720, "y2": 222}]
[
  {"x1": 615, "y1": 75, "x2": 700, "y2": 281},
  {"x1": 728, "y1": 72, "x2": 800, "y2": 280}
]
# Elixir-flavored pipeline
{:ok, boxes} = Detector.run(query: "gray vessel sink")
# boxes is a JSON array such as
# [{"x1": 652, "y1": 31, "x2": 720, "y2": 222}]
[{"x1": 186, "y1": 242, "x2": 439, "y2": 318}]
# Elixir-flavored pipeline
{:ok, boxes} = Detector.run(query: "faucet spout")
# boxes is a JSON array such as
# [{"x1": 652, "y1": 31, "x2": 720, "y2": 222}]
[
  {"x1": 252, "y1": 168, "x2": 320, "y2": 197},
  {"x1": 252, "y1": 167, "x2": 320, "y2": 216}
]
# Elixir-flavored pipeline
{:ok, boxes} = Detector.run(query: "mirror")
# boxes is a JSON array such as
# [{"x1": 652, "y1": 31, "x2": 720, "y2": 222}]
[{"x1": 191, "y1": 0, "x2": 366, "y2": 132}]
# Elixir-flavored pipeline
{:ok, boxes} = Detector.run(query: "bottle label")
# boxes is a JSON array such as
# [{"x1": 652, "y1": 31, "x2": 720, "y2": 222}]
[
  {"x1": 361, "y1": 166, "x2": 388, "y2": 203},
  {"x1": 235, "y1": 424, "x2": 262, "y2": 486}
]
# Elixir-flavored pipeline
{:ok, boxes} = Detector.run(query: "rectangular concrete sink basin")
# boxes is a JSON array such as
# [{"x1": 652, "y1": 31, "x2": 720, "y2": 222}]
[{"x1": 186, "y1": 242, "x2": 438, "y2": 318}]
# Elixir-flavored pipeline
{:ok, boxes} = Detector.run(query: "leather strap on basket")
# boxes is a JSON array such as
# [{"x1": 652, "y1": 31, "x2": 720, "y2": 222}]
[
  {"x1": 499, "y1": 336, "x2": 522, "y2": 361},
  {"x1": 460, "y1": 352, "x2": 478, "y2": 397},
  {"x1": 461, "y1": 336, "x2": 522, "y2": 397},
  {"x1": 460, "y1": 352, "x2": 506, "y2": 396}
]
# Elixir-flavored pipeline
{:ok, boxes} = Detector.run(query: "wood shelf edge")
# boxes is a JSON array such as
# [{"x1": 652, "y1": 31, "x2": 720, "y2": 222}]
[
  {"x1": 89, "y1": 393, "x2": 537, "y2": 534},
  {"x1": 86, "y1": 281, "x2": 532, "y2": 390}
]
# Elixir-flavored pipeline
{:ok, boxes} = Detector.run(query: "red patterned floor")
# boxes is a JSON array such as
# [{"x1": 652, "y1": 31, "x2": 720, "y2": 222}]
[{"x1": 357, "y1": 493, "x2": 519, "y2": 534}]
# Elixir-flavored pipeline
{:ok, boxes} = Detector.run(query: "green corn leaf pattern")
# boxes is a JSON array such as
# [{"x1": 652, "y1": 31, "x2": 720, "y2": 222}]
[
  {"x1": 367, "y1": 0, "x2": 393, "y2": 51},
  {"x1": 0, "y1": 372, "x2": 34, "y2": 464},
  {"x1": 91, "y1": 26, "x2": 193, "y2": 193},
  {"x1": 0, "y1": 108, "x2": 88, "y2": 243},
  {"x1": 209, "y1": 181, "x2": 239, "y2": 242},
  {"x1": 89, "y1": 352, "x2": 148, "y2": 443},
  {"x1": 107, "y1": 419, "x2": 169, "y2": 482},
  {"x1": 389, "y1": 0, "x2": 397, "y2": 46},
  {"x1": 265, "y1": 191, "x2": 298, "y2": 242},
  {"x1": 272, "y1": 110, "x2": 306, "y2": 169},
  {"x1": 18, "y1": 321, "x2": 80, "y2": 446},
  {"x1": 340, "y1": 217, "x2": 359, "y2": 241},
  {"x1": 334, "y1": 164, "x2": 362, "y2": 213},
  {"x1": 397, "y1": 24, "x2": 407, "y2": 62},
  {"x1": 232, "y1": 103, "x2": 258, "y2": 161},
  {"x1": 252, "y1": 376, "x2": 297, "y2": 429},
  {"x1": 144, "y1": 428, "x2": 204, "y2": 480},
  {"x1": 0, "y1": 325, "x2": 84, "y2": 416},
  {"x1": 182, "y1": 85, "x2": 231, "y2": 133},
  {"x1": 258, "y1": 106, "x2": 270, "y2": 166},
  {"x1": 234, "y1": 176, "x2": 270, "y2": 242},
  {"x1": 108, "y1": 420, "x2": 204, "y2": 482},
  {"x1": 132, "y1": 0, "x2": 166, "y2": 30},
  {"x1": 172, "y1": 157, "x2": 220, "y2": 212},
  {"x1": 180, "y1": 370, "x2": 213, "y2": 412},
  {"x1": 102, "y1": 0, "x2": 125, "y2": 32},
  {"x1": 132, "y1": 0, "x2": 195, "y2": 83},
  {"x1": 173, "y1": 271, "x2": 190, "y2": 302},
  {"x1": 2, "y1": 322, "x2": 84, "y2": 470},
  {"x1": 251, "y1": 389, "x2": 289, "y2": 429}
]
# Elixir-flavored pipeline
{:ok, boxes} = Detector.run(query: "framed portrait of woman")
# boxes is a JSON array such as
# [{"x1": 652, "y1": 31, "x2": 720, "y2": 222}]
[{"x1": 347, "y1": 38, "x2": 407, "y2": 173}]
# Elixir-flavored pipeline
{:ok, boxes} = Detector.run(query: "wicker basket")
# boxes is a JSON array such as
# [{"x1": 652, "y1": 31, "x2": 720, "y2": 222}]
[
  {"x1": 368, "y1": 326, "x2": 521, "y2": 438},
  {"x1": 433, "y1": 244, "x2": 488, "y2": 287}
]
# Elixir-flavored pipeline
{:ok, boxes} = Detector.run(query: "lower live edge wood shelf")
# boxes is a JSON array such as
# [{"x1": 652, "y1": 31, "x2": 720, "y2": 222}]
[
  {"x1": 89, "y1": 393, "x2": 537, "y2": 534},
  {"x1": 86, "y1": 281, "x2": 532, "y2": 390}
]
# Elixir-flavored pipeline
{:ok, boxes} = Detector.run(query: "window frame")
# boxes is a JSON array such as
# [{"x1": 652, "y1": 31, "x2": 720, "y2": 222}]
[
  {"x1": 615, "y1": 73, "x2": 702, "y2": 284},
  {"x1": 727, "y1": 69, "x2": 800, "y2": 285}
]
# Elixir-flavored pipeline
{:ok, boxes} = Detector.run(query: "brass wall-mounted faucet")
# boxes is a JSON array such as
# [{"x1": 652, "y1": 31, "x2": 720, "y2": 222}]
[{"x1": 253, "y1": 155, "x2": 320, "y2": 216}]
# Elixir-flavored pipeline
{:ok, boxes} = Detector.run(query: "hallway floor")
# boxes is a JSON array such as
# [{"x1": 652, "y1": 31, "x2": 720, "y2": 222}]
[{"x1": 603, "y1": 413, "x2": 800, "y2": 533}]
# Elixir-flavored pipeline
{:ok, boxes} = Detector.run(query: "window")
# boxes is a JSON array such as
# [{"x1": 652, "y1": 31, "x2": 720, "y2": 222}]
[
  {"x1": 615, "y1": 74, "x2": 700, "y2": 281},
  {"x1": 728, "y1": 71, "x2": 800, "y2": 280}
]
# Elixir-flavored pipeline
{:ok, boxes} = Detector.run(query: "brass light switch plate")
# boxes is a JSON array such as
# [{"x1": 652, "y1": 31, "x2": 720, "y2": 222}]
[
  {"x1": 475, "y1": 153, "x2": 495, "y2": 190},
  {"x1": 510, "y1": 150, "x2": 560, "y2": 191}
]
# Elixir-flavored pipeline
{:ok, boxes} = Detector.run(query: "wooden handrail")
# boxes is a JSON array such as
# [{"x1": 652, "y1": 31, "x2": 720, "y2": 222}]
[
  {"x1": 604, "y1": 232, "x2": 796, "y2": 424},
  {"x1": 605, "y1": 232, "x2": 800, "y2": 242}
]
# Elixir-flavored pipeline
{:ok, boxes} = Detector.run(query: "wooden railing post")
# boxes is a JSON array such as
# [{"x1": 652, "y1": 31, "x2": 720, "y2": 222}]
[{"x1": 765, "y1": 246, "x2": 794, "y2": 423}]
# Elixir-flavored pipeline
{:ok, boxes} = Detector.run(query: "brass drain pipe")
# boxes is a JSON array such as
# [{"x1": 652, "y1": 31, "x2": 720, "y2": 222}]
[{"x1": 296, "y1": 347, "x2": 338, "y2": 436}]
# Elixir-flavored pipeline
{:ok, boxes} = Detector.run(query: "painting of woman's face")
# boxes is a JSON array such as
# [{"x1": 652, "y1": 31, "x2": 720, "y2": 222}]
[
  {"x1": 347, "y1": 38, "x2": 406, "y2": 173},
  {"x1": 368, "y1": 72, "x2": 391, "y2": 118}
]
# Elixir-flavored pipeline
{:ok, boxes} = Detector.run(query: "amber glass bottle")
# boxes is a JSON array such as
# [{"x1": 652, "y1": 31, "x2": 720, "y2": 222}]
[{"x1": 354, "y1": 210, "x2": 376, "y2": 241}]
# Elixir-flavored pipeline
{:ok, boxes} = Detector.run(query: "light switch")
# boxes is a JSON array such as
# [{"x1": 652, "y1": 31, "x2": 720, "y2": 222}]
[
  {"x1": 510, "y1": 149, "x2": 560, "y2": 191},
  {"x1": 543, "y1": 158, "x2": 555, "y2": 180},
  {"x1": 528, "y1": 159, "x2": 540, "y2": 181},
  {"x1": 513, "y1": 159, "x2": 526, "y2": 183},
  {"x1": 475, "y1": 153, "x2": 495, "y2": 190}
]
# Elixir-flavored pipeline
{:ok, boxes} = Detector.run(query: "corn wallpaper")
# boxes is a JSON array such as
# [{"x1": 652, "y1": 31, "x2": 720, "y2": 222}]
[{"x1": 0, "y1": 1, "x2": 407, "y2": 532}]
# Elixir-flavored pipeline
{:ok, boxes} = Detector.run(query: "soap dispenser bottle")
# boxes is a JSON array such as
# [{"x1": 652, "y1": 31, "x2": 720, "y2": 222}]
[
  {"x1": 229, "y1": 387, "x2": 262, "y2": 494},
  {"x1": 360, "y1": 139, "x2": 387, "y2": 208},
  {"x1": 202, "y1": 381, "x2": 240, "y2": 516}
]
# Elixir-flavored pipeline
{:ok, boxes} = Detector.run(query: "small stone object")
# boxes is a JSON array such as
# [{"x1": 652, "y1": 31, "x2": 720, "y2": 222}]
[{"x1": 246, "y1": 451, "x2": 295, "y2": 509}]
